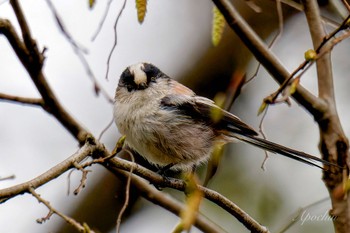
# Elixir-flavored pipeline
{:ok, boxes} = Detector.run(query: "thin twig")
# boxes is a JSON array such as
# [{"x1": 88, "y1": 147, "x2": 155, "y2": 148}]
[
  {"x1": 105, "y1": 0, "x2": 127, "y2": 80},
  {"x1": 91, "y1": 0, "x2": 114, "y2": 41},
  {"x1": 98, "y1": 116, "x2": 114, "y2": 140},
  {"x1": 263, "y1": 14, "x2": 350, "y2": 105},
  {"x1": 45, "y1": 0, "x2": 113, "y2": 103},
  {"x1": 106, "y1": 156, "x2": 270, "y2": 233},
  {"x1": 280, "y1": 0, "x2": 341, "y2": 29},
  {"x1": 116, "y1": 150, "x2": 135, "y2": 233},
  {"x1": 317, "y1": 29, "x2": 350, "y2": 59},
  {"x1": 258, "y1": 105, "x2": 269, "y2": 170},
  {"x1": 113, "y1": 167, "x2": 227, "y2": 233},
  {"x1": 277, "y1": 197, "x2": 329, "y2": 233},
  {"x1": 72, "y1": 162, "x2": 92, "y2": 195},
  {"x1": 1, "y1": 5, "x2": 270, "y2": 228},
  {"x1": 245, "y1": 62, "x2": 261, "y2": 84},
  {"x1": 2, "y1": 2, "x2": 89, "y2": 143},
  {"x1": 45, "y1": 0, "x2": 88, "y2": 54},
  {"x1": 272, "y1": 0, "x2": 283, "y2": 48},
  {"x1": 0, "y1": 175, "x2": 15, "y2": 181},
  {"x1": 245, "y1": 0, "x2": 284, "y2": 84},
  {"x1": 29, "y1": 187, "x2": 94, "y2": 232},
  {"x1": 211, "y1": 0, "x2": 327, "y2": 119},
  {"x1": 0, "y1": 134, "x2": 269, "y2": 233},
  {"x1": 0, "y1": 141, "x2": 100, "y2": 203}
]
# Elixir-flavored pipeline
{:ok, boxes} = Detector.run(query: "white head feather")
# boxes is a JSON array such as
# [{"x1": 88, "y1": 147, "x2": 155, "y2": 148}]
[{"x1": 129, "y1": 63, "x2": 147, "y2": 85}]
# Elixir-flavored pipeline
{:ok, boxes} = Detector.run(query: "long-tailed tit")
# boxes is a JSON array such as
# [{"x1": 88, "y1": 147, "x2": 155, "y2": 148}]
[{"x1": 114, "y1": 62, "x2": 335, "y2": 171}]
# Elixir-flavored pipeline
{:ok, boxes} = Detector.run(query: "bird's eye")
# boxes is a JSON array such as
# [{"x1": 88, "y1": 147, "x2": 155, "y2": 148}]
[
  {"x1": 142, "y1": 63, "x2": 160, "y2": 82},
  {"x1": 127, "y1": 85, "x2": 134, "y2": 92}
]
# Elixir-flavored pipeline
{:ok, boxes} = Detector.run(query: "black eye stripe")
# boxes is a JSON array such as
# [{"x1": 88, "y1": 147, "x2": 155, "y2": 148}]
[{"x1": 142, "y1": 63, "x2": 161, "y2": 82}]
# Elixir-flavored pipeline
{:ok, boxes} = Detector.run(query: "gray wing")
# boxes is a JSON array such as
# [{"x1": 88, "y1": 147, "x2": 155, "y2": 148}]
[
  {"x1": 160, "y1": 94, "x2": 258, "y2": 136},
  {"x1": 160, "y1": 94, "x2": 339, "y2": 170}
]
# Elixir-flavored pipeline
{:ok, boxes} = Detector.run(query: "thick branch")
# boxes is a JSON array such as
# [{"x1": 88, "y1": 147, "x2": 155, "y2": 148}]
[
  {"x1": 0, "y1": 140, "x2": 269, "y2": 233},
  {"x1": 115, "y1": 169, "x2": 226, "y2": 233},
  {"x1": 302, "y1": 0, "x2": 335, "y2": 101},
  {"x1": 0, "y1": 3, "x2": 88, "y2": 144},
  {"x1": 10, "y1": 0, "x2": 39, "y2": 56},
  {"x1": 106, "y1": 157, "x2": 270, "y2": 233},
  {"x1": 211, "y1": 0, "x2": 327, "y2": 120},
  {"x1": 302, "y1": 1, "x2": 350, "y2": 233}
]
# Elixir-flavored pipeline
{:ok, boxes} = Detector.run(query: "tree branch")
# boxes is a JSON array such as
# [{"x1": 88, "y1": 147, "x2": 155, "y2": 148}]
[
  {"x1": 0, "y1": 92, "x2": 44, "y2": 107},
  {"x1": 302, "y1": 0, "x2": 334, "y2": 101},
  {"x1": 301, "y1": 1, "x2": 350, "y2": 232},
  {"x1": 0, "y1": 140, "x2": 99, "y2": 203},
  {"x1": 29, "y1": 187, "x2": 94, "y2": 232},
  {"x1": 10, "y1": 0, "x2": 41, "y2": 62},
  {"x1": 44, "y1": 0, "x2": 113, "y2": 103},
  {"x1": 0, "y1": 138, "x2": 270, "y2": 233},
  {"x1": 0, "y1": 1, "x2": 89, "y2": 144},
  {"x1": 211, "y1": 0, "x2": 328, "y2": 120},
  {"x1": 105, "y1": 156, "x2": 270, "y2": 233},
  {"x1": 1, "y1": 3, "x2": 230, "y2": 232},
  {"x1": 114, "y1": 169, "x2": 227, "y2": 233}
]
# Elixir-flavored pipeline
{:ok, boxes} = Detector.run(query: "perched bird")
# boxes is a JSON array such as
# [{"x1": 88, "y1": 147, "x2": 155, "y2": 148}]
[{"x1": 113, "y1": 62, "x2": 334, "y2": 172}]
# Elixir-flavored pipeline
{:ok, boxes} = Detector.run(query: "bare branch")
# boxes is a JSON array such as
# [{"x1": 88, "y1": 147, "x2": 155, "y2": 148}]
[
  {"x1": 29, "y1": 187, "x2": 94, "y2": 232},
  {"x1": 0, "y1": 92, "x2": 44, "y2": 107},
  {"x1": 10, "y1": 0, "x2": 43, "y2": 65},
  {"x1": 0, "y1": 18, "x2": 30, "y2": 69},
  {"x1": 245, "y1": 0, "x2": 283, "y2": 85},
  {"x1": 1, "y1": 1, "x2": 89, "y2": 144},
  {"x1": 0, "y1": 140, "x2": 100, "y2": 203},
  {"x1": 211, "y1": 0, "x2": 327, "y2": 120},
  {"x1": 45, "y1": 0, "x2": 88, "y2": 54},
  {"x1": 319, "y1": 30, "x2": 350, "y2": 56},
  {"x1": 98, "y1": 116, "x2": 114, "y2": 140},
  {"x1": 115, "y1": 169, "x2": 227, "y2": 233},
  {"x1": 106, "y1": 156, "x2": 270, "y2": 233},
  {"x1": 258, "y1": 105, "x2": 270, "y2": 171},
  {"x1": 116, "y1": 150, "x2": 134, "y2": 233},
  {"x1": 105, "y1": 0, "x2": 127, "y2": 80},
  {"x1": 2, "y1": 2, "x2": 327, "y2": 232},
  {"x1": 91, "y1": 0, "x2": 114, "y2": 41},
  {"x1": 301, "y1": 1, "x2": 350, "y2": 232},
  {"x1": 0, "y1": 136, "x2": 268, "y2": 233},
  {"x1": 302, "y1": 0, "x2": 334, "y2": 100},
  {"x1": 72, "y1": 162, "x2": 92, "y2": 195},
  {"x1": 45, "y1": 0, "x2": 113, "y2": 103},
  {"x1": 0, "y1": 175, "x2": 15, "y2": 181},
  {"x1": 262, "y1": 14, "x2": 350, "y2": 106}
]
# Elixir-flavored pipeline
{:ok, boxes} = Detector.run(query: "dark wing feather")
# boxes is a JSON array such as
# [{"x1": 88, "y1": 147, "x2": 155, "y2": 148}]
[
  {"x1": 160, "y1": 94, "x2": 340, "y2": 170},
  {"x1": 160, "y1": 95, "x2": 258, "y2": 136}
]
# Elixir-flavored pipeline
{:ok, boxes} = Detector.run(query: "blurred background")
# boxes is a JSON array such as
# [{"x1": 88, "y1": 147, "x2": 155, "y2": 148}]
[{"x1": 1, "y1": 0, "x2": 350, "y2": 232}]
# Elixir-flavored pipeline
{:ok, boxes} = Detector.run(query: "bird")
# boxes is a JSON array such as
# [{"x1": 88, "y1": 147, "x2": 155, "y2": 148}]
[{"x1": 113, "y1": 62, "x2": 336, "y2": 172}]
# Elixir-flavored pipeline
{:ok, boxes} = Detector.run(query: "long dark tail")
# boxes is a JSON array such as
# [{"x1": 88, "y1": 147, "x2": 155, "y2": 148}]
[{"x1": 232, "y1": 134, "x2": 338, "y2": 170}]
